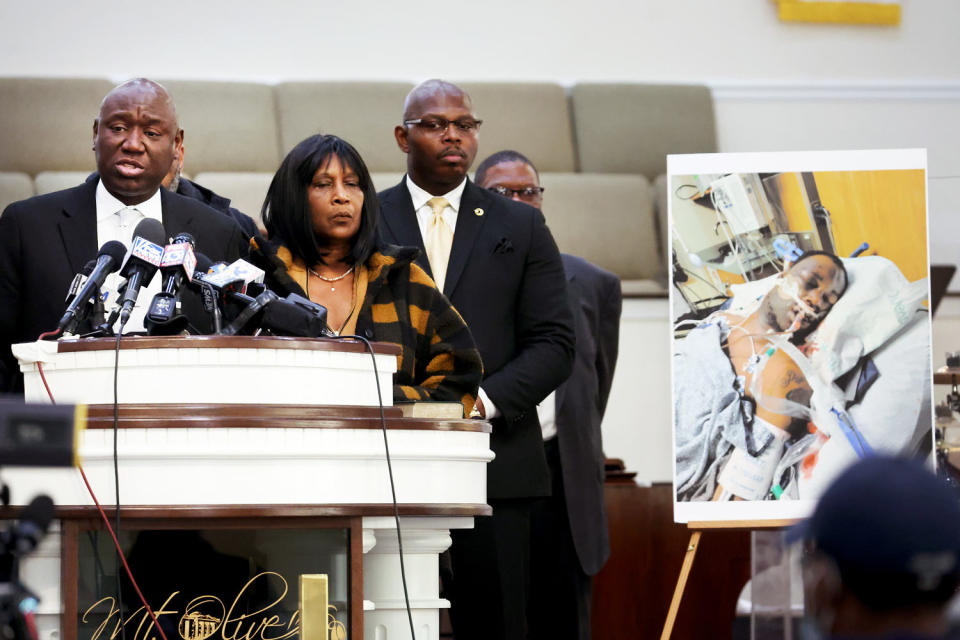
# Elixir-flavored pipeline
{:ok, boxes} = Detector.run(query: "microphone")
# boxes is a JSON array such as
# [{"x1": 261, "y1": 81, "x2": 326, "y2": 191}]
[
  {"x1": 219, "y1": 289, "x2": 331, "y2": 337},
  {"x1": 189, "y1": 259, "x2": 329, "y2": 336},
  {"x1": 187, "y1": 258, "x2": 330, "y2": 336},
  {"x1": 144, "y1": 233, "x2": 197, "y2": 335},
  {"x1": 0, "y1": 494, "x2": 53, "y2": 640},
  {"x1": 56, "y1": 241, "x2": 127, "y2": 335},
  {"x1": 0, "y1": 495, "x2": 54, "y2": 557},
  {"x1": 63, "y1": 259, "x2": 96, "y2": 311},
  {"x1": 191, "y1": 260, "x2": 259, "y2": 334},
  {"x1": 159, "y1": 232, "x2": 197, "y2": 295},
  {"x1": 199, "y1": 258, "x2": 265, "y2": 292},
  {"x1": 261, "y1": 293, "x2": 332, "y2": 337},
  {"x1": 189, "y1": 254, "x2": 226, "y2": 332},
  {"x1": 195, "y1": 259, "x2": 266, "y2": 329},
  {"x1": 117, "y1": 218, "x2": 166, "y2": 330}
]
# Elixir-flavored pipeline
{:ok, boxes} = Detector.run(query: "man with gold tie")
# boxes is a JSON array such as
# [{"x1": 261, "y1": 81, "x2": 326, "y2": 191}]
[{"x1": 377, "y1": 79, "x2": 575, "y2": 639}]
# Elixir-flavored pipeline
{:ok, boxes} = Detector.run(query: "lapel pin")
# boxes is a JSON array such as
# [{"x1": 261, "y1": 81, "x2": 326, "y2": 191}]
[{"x1": 475, "y1": 208, "x2": 484, "y2": 216}]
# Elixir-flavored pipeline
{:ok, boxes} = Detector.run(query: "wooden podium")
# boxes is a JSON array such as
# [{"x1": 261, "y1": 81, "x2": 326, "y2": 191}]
[{"x1": 8, "y1": 335, "x2": 492, "y2": 640}]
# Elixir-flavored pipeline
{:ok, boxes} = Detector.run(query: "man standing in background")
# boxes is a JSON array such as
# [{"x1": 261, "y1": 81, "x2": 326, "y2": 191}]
[
  {"x1": 378, "y1": 80, "x2": 576, "y2": 639},
  {"x1": 161, "y1": 141, "x2": 263, "y2": 241},
  {"x1": 477, "y1": 149, "x2": 621, "y2": 640}
]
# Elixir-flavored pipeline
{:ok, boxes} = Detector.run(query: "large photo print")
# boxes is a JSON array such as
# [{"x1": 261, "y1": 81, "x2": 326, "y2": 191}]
[{"x1": 670, "y1": 150, "x2": 932, "y2": 523}]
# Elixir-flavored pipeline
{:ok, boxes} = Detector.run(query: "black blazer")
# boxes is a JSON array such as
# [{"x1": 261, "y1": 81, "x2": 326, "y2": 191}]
[
  {"x1": 557, "y1": 253, "x2": 621, "y2": 575},
  {"x1": 379, "y1": 178, "x2": 576, "y2": 498},
  {"x1": 0, "y1": 180, "x2": 248, "y2": 392}
]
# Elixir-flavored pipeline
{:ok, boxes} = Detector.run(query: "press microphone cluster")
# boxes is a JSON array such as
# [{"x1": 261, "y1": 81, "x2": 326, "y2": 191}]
[
  {"x1": 53, "y1": 216, "x2": 331, "y2": 339},
  {"x1": 190, "y1": 256, "x2": 332, "y2": 337}
]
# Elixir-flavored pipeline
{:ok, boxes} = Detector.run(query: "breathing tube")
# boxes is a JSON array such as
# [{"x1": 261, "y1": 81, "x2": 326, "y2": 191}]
[
  {"x1": 750, "y1": 334, "x2": 873, "y2": 459},
  {"x1": 717, "y1": 334, "x2": 871, "y2": 502}
]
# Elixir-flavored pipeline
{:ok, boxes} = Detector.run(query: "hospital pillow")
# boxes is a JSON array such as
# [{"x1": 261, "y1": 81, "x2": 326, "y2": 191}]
[
  {"x1": 800, "y1": 316, "x2": 931, "y2": 499},
  {"x1": 807, "y1": 256, "x2": 928, "y2": 381}
]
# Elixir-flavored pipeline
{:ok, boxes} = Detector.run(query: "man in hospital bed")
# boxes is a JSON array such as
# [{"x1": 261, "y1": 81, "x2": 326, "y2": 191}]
[{"x1": 674, "y1": 250, "x2": 931, "y2": 502}]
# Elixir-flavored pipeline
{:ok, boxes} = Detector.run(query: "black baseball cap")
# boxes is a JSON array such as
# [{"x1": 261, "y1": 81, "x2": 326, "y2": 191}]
[{"x1": 788, "y1": 456, "x2": 960, "y2": 608}]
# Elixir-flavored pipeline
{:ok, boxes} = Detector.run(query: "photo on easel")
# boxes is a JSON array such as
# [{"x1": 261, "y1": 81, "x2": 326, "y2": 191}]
[{"x1": 669, "y1": 149, "x2": 933, "y2": 524}]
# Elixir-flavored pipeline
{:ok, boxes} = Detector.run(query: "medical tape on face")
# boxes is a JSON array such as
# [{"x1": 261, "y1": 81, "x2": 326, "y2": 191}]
[{"x1": 776, "y1": 277, "x2": 819, "y2": 333}]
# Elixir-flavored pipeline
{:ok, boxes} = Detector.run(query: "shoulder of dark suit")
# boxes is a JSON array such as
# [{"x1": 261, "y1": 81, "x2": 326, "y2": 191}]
[
  {"x1": 162, "y1": 188, "x2": 242, "y2": 231},
  {"x1": 2, "y1": 181, "x2": 93, "y2": 216}
]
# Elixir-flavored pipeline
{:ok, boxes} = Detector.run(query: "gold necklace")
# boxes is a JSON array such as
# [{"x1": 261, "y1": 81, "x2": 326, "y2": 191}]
[{"x1": 308, "y1": 265, "x2": 354, "y2": 292}]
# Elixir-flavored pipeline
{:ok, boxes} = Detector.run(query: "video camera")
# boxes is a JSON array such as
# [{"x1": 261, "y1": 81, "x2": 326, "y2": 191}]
[{"x1": 0, "y1": 398, "x2": 81, "y2": 640}]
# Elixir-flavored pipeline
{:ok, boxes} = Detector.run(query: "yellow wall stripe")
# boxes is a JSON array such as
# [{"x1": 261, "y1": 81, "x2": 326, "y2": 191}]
[{"x1": 778, "y1": 1, "x2": 900, "y2": 25}]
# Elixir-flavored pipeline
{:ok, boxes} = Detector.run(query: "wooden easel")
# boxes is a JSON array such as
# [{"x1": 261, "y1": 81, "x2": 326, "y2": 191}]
[{"x1": 659, "y1": 519, "x2": 796, "y2": 640}]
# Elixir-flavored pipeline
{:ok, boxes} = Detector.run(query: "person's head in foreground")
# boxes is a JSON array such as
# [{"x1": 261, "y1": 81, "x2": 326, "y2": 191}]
[
  {"x1": 760, "y1": 250, "x2": 848, "y2": 340},
  {"x1": 474, "y1": 150, "x2": 544, "y2": 210},
  {"x1": 792, "y1": 456, "x2": 960, "y2": 638},
  {"x1": 262, "y1": 134, "x2": 379, "y2": 267}
]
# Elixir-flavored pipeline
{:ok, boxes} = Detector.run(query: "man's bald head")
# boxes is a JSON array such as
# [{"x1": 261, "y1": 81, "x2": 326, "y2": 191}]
[
  {"x1": 93, "y1": 78, "x2": 183, "y2": 206},
  {"x1": 99, "y1": 78, "x2": 179, "y2": 130},
  {"x1": 395, "y1": 79, "x2": 480, "y2": 195},
  {"x1": 402, "y1": 79, "x2": 473, "y2": 121}
]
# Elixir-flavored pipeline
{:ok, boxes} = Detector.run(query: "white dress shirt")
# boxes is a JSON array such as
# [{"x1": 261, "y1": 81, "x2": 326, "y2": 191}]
[
  {"x1": 95, "y1": 180, "x2": 165, "y2": 333},
  {"x1": 536, "y1": 390, "x2": 558, "y2": 441},
  {"x1": 407, "y1": 174, "x2": 464, "y2": 242},
  {"x1": 406, "y1": 176, "x2": 501, "y2": 419}
]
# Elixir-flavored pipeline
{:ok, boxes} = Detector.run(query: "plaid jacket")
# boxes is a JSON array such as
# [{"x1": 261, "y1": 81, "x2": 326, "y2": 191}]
[{"x1": 251, "y1": 241, "x2": 482, "y2": 416}]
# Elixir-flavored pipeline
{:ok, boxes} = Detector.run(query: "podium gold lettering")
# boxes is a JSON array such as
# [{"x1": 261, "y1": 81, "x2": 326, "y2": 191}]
[
  {"x1": 83, "y1": 599, "x2": 148, "y2": 640},
  {"x1": 80, "y1": 572, "x2": 321, "y2": 640},
  {"x1": 221, "y1": 572, "x2": 295, "y2": 640}
]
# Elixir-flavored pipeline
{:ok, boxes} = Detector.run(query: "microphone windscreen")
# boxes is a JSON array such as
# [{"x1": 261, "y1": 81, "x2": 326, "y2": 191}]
[
  {"x1": 172, "y1": 232, "x2": 196, "y2": 248},
  {"x1": 262, "y1": 298, "x2": 329, "y2": 337},
  {"x1": 132, "y1": 217, "x2": 166, "y2": 246},
  {"x1": 20, "y1": 494, "x2": 54, "y2": 534},
  {"x1": 98, "y1": 240, "x2": 128, "y2": 271}
]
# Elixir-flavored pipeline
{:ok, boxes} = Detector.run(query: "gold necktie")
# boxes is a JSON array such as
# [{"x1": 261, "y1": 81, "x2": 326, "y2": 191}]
[{"x1": 425, "y1": 196, "x2": 453, "y2": 290}]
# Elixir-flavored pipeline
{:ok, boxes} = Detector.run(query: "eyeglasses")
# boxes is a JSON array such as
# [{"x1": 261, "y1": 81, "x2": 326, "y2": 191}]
[
  {"x1": 404, "y1": 117, "x2": 483, "y2": 134},
  {"x1": 487, "y1": 185, "x2": 545, "y2": 199}
]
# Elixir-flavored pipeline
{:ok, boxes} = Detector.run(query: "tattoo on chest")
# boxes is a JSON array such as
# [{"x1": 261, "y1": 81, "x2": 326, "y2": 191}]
[{"x1": 781, "y1": 368, "x2": 806, "y2": 389}]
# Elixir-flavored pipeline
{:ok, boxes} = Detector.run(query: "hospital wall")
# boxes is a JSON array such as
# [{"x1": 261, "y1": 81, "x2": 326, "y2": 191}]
[
  {"x1": 775, "y1": 170, "x2": 928, "y2": 282},
  {"x1": 2, "y1": 0, "x2": 959, "y2": 483}
]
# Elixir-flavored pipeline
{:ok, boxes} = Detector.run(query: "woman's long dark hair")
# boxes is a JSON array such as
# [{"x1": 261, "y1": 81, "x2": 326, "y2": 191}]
[{"x1": 262, "y1": 134, "x2": 379, "y2": 266}]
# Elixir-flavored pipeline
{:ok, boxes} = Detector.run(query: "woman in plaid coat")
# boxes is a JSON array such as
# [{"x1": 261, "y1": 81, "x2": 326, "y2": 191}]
[{"x1": 250, "y1": 134, "x2": 482, "y2": 416}]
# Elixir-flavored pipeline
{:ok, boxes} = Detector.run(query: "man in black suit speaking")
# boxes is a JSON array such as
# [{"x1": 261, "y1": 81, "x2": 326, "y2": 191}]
[
  {"x1": 477, "y1": 150, "x2": 622, "y2": 640},
  {"x1": 378, "y1": 80, "x2": 576, "y2": 639},
  {"x1": 0, "y1": 78, "x2": 247, "y2": 392}
]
